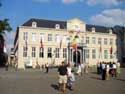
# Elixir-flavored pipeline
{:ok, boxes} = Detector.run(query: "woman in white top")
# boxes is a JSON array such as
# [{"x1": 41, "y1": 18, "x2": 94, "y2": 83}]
[
  {"x1": 67, "y1": 63, "x2": 72, "y2": 77},
  {"x1": 106, "y1": 63, "x2": 110, "y2": 80}
]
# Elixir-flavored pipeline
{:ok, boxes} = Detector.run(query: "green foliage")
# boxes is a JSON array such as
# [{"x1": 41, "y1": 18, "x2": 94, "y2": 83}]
[{"x1": 0, "y1": 19, "x2": 12, "y2": 35}]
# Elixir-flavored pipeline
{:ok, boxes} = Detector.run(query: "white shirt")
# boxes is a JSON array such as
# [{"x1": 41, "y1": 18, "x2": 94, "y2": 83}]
[
  {"x1": 113, "y1": 64, "x2": 116, "y2": 69},
  {"x1": 67, "y1": 67, "x2": 72, "y2": 76}
]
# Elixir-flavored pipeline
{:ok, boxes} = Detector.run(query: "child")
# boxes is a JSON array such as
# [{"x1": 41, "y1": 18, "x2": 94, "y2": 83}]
[{"x1": 67, "y1": 70, "x2": 75, "y2": 90}]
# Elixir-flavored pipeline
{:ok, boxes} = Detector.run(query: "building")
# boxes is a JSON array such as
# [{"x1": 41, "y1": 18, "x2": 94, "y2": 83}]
[
  {"x1": 113, "y1": 26, "x2": 125, "y2": 65},
  {"x1": 13, "y1": 18, "x2": 117, "y2": 69}
]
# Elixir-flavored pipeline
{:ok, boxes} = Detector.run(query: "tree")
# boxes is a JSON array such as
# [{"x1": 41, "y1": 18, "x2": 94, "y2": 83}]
[
  {"x1": 0, "y1": 1, "x2": 12, "y2": 67},
  {"x1": 0, "y1": 19, "x2": 12, "y2": 35}
]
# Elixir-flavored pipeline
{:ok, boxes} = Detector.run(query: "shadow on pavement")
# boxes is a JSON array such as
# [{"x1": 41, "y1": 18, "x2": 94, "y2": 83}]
[
  {"x1": 91, "y1": 72, "x2": 98, "y2": 74},
  {"x1": 90, "y1": 76, "x2": 101, "y2": 80},
  {"x1": 116, "y1": 78, "x2": 125, "y2": 81},
  {"x1": 51, "y1": 84, "x2": 59, "y2": 91}
]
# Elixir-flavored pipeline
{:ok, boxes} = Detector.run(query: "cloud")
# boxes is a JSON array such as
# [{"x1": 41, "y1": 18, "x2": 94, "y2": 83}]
[
  {"x1": 89, "y1": 9, "x2": 125, "y2": 26},
  {"x1": 86, "y1": 0, "x2": 121, "y2": 7},
  {"x1": 62, "y1": 0, "x2": 84, "y2": 4},
  {"x1": 3, "y1": 31, "x2": 15, "y2": 54}
]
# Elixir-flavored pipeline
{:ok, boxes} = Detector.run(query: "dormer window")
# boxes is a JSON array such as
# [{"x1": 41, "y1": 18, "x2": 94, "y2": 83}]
[
  {"x1": 92, "y1": 27, "x2": 95, "y2": 32},
  {"x1": 109, "y1": 29, "x2": 112, "y2": 34},
  {"x1": 32, "y1": 21, "x2": 37, "y2": 27},
  {"x1": 55, "y1": 24, "x2": 60, "y2": 29}
]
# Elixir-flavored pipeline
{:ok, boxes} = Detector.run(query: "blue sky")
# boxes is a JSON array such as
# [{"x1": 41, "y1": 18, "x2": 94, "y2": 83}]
[{"x1": 0, "y1": 0, "x2": 125, "y2": 53}]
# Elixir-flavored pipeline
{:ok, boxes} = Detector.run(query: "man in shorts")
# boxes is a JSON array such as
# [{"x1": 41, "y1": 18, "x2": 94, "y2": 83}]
[{"x1": 58, "y1": 61, "x2": 67, "y2": 93}]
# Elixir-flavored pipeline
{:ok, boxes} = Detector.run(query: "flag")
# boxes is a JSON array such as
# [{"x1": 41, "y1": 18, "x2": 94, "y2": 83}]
[
  {"x1": 40, "y1": 38, "x2": 43, "y2": 48},
  {"x1": 110, "y1": 46, "x2": 113, "y2": 55},
  {"x1": 77, "y1": 30, "x2": 80, "y2": 35},
  {"x1": 99, "y1": 45, "x2": 102, "y2": 59},
  {"x1": 72, "y1": 37, "x2": 77, "y2": 49},
  {"x1": 60, "y1": 38, "x2": 62, "y2": 49}
]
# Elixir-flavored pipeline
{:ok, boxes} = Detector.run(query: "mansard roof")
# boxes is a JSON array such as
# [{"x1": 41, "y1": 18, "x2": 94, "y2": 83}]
[
  {"x1": 22, "y1": 18, "x2": 67, "y2": 29},
  {"x1": 22, "y1": 18, "x2": 114, "y2": 34},
  {"x1": 86, "y1": 24, "x2": 110, "y2": 33}
]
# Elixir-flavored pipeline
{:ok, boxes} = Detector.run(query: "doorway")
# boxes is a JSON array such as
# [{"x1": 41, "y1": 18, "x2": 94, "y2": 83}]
[{"x1": 73, "y1": 50, "x2": 81, "y2": 66}]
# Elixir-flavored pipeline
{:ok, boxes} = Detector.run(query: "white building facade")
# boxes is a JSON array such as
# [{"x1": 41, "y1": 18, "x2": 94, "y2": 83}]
[{"x1": 13, "y1": 18, "x2": 117, "y2": 69}]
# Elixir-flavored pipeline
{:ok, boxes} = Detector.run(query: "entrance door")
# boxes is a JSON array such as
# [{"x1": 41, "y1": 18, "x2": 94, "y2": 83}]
[{"x1": 73, "y1": 50, "x2": 80, "y2": 66}]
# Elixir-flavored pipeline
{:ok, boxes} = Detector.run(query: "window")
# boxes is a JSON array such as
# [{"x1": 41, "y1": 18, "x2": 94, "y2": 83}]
[
  {"x1": 92, "y1": 37, "x2": 96, "y2": 44},
  {"x1": 40, "y1": 33, "x2": 44, "y2": 42},
  {"x1": 39, "y1": 48, "x2": 44, "y2": 58},
  {"x1": 23, "y1": 47, "x2": 27, "y2": 57},
  {"x1": 74, "y1": 25, "x2": 79, "y2": 31},
  {"x1": 23, "y1": 32, "x2": 28, "y2": 41},
  {"x1": 32, "y1": 22, "x2": 37, "y2": 27},
  {"x1": 55, "y1": 48, "x2": 60, "y2": 58},
  {"x1": 32, "y1": 47, "x2": 36, "y2": 57},
  {"x1": 110, "y1": 38, "x2": 113, "y2": 45},
  {"x1": 63, "y1": 35, "x2": 67, "y2": 43},
  {"x1": 104, "y1": 38, "x2": 108, "y2": 45},
  {"x1": 86, "y1": 37, "x2": 89, "y2": 44},
  {"x1": 55, "y1": 34, "x2": 60, "y2": 43},
  {"x1": 48, "y1": 34, "x2": 52, "y2": 41},
  {"x1": 92, "y1": 49, "x2": 96, "y2": 59},
  {"x1": 47, "y1": 47, "x2": 52, "y2": 58},
  {"x1": 55, "y1": 24, "x2": 60, "y2": 29},
  {"x1": 104, "y1": 50, "x2": 108, "y2": 59},
  {"x1": 85, "y1": 49, "x2": 89, "y2": 58},
  {"x1": 32, "y1": 33, "x2": 36, "y2": 42},
  {"x1": 98, "y1": 38, "x2": 102, "y2": 45},
  {"x1": 63, "y1": 48, "x2": 67, "y2": 58}
]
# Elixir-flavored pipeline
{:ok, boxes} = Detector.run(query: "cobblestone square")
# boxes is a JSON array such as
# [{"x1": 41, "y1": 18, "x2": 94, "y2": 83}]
[{"x1": 0, "y1": 67, "x2": 125, "y2": 94}]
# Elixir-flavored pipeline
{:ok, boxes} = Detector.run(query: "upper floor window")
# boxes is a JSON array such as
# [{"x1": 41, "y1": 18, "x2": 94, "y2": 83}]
[
  {"x1": 104, "y1": 38, "x2": 108, "y2": 45},
  {"x1": 32, "y1": 22, "x2": 37, "y2": 27},
  {"x1": 40, "y1": 33, "x2": 44, "y2": 42},
  {"x1": 86, "y1": 37, "x2": 89, "y2": 44},
  {"x1": 110, "y1": 38, "x2": 113, "y2": 45},
  {"x1": 63, "y1": 35, "x2": 67, "y2": 43},
  {"x1": 98, "y1": 38, "x2": 102, "y2": 45},
  {"x1": 32, "y1": 33, "x2": 36, "y2": 42},
  {"x1": 92, "y1": 37, "x2": 96, "y2": 44},
  {"x1": 23, "y1": 32, "x2": 28, "y2": 41},
  {"x1": 55, "y1": 34, "x2": 60, "y2": 43},
  {"x1": 55, "y1": 24, "x2": 60, "y2": 29},
  {"x1": 48, "y1": 34, "x2": 52, "y2": 41},
  {"x1": 47, "y1": 47, "x2": 52, "y2": 58}
]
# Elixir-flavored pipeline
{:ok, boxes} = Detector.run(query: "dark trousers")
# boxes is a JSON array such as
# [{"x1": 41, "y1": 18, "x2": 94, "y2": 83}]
[
  {"x1": 102, "y1": 69, "x2": 106, "y2": 80},
  {"x1": 46, "y1": 67, "x2": 49, "y2": 73}
]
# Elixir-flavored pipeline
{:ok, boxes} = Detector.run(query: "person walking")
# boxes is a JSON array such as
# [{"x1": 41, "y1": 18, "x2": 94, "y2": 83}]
[
  {"x1": 101, "y1": 62, "x2": 106, "y2": 80},
  {"x1": 58, "y1": 61, "x2": 67, "y2": 93},
  {"x1": 106, "y1": 63, "x2": 110, "y2": 80},
  {"x1": 45, "y1": 63, "x2": 49, "y2": 73}
]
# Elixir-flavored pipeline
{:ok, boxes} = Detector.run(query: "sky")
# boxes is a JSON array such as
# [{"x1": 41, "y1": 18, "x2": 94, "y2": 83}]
[{"x1": 0, "y1": 0, "x2": 125, "y2": 54}]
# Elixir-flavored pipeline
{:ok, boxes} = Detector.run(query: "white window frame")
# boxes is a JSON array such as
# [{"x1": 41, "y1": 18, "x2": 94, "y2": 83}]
[
  {"x1": 32, "y1": 33, "x2": 36, "y2": 42},
  {"x1": 23, "y1": 46, "x2": 27, "y2": 57},
  {"x1": 23, "y1": 32, "x2": 28, "y2": 41},
  {"x1": 92, "y1": 49, "x2": 96, "y2": 59},
  {"x1": 55, "y1": 48, "x2": 60, "y2": 58},
  {"x1": 32, "y1": 47, "x2": 36, "y2": 57}
]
